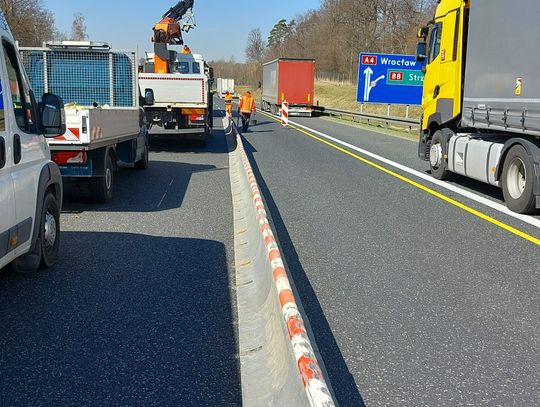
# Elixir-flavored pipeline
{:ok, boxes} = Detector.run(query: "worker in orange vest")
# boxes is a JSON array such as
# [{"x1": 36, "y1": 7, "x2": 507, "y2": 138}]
[
  {"x1": 224, "y1": 91, "x2": 233, "y2": 121},
  {"x1": 238, "y1": 90, "x2": 256, "y2": 132},
  {"x1": 181, "y1": 45, "x2": 191, "y2": 54}
]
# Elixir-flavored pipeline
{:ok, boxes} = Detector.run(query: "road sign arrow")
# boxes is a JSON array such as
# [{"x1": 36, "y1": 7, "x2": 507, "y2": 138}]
[{"x1": 363, "y1": 67, "x2": 374, "y2": 101}]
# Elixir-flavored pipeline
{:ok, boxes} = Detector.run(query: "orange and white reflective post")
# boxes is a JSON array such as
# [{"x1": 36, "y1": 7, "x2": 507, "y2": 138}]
[{"x1": 281, "y1": 100, "x2": 289, "y2": 127}]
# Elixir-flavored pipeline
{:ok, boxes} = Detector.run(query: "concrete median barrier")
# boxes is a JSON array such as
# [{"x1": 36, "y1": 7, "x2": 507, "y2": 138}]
[{"x1": 225, "y1": 117, "x2": 335, "y2": 406}]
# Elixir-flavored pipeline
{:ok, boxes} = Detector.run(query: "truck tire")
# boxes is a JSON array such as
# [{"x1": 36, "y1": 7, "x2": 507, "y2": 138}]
[
  {"x1": 134, "y1": 144, "x2": 149, "y2": 170},
  {"x1": 429, "y1": 130, "x2": 451, "y2": 180},
  {"x1": 39, "y1": 192, "x2": 61, "y2": 268},
  {"x1": 501, "y1": 144, "x2": 537, "y2": 214},
  {"x1": 90, "y1": 153, "x2": 114, "y2": 203}
]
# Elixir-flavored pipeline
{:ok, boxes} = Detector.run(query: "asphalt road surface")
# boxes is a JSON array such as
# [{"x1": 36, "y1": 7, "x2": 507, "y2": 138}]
[
  {"x1": 0, "y1": 112, "x2": 241, "y2": 406},
  {"x1": 2, "y1": 98, "x2": 539, "y2": 406},
  {"x1": 218, "y1": 98, "x2": 539, "y2": 406}
]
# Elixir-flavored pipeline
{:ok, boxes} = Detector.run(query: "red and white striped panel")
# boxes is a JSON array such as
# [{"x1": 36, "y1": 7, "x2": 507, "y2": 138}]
[
  {"x1": 54, "y1": 127, "x2": 80, "y2": 141},
  {"x1": 281, "y1": 101, "x2": 289, "y2": 127},
  {"x1": 236, "y1": 133, "x2": 335, "y2": 406}
]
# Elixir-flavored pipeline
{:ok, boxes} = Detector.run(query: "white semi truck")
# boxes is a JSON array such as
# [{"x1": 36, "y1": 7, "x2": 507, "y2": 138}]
[
  {"x1": 139, "y1": 52, "x2": 213, "y2": 144},
  {"x1": 0, "y1": 12, "x2": 65, "y2": 271},
  {"x1": 216, "y1": 78, "x2": 235, "y2": 98},
  {"x1": 20, "y1": 42, "x2": 149, "y2": 203}
]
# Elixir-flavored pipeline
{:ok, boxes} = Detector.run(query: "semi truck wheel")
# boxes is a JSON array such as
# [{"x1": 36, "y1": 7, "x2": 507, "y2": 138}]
[
  {"x1": 90, "y1": 153, "x2": 114, "y2": 203},
  {"x1": 39, "y1": 192, "x2": 60, "y2": 268},
  {"x1": 429, "y1": 130, "x2": 451, "y2": 180},
  {"x1": 502, "y1": 145, "x2": 536, "y2": 214}
]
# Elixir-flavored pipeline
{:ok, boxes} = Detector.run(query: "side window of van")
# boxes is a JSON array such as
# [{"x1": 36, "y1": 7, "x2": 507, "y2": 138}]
[
  {"x1": 2, "y1": 41, "x2": 37, "y2": 133},
  {"x1": 192, "y1": 62, "x2": 200, "y2": 74}
]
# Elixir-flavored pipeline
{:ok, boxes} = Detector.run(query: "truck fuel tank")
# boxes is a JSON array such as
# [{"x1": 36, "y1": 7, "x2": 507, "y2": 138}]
[{"x1": 448, "y1": 135, "x2": 504, "y2": 186}]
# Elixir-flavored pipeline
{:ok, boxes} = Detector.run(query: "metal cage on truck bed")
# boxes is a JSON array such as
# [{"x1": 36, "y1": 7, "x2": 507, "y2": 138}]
[{"x1": 19, "y1": 43, "x2": 138, "y2": 107}]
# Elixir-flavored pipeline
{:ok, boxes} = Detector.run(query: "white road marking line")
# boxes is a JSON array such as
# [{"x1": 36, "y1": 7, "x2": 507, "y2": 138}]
[
  {"x1": 286, "y1": 117, "x2": 540, "y2": 229},
  {"x1": 157, "y1": 192, "x2": 167, "y2": 208}
]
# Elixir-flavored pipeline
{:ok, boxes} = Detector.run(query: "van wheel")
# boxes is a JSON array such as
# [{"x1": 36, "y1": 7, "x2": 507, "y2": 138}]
[
  {"x1": 135, "y1": 144, "x2": 149, "y2": 170},
  {"x1": 10, "y1": 192, "x2": 60, "y2": 272},
  {"x1": 90, "y1": 153, "x2": 114, "y2": 203},
  {"x1": 429, "y1": 130, "x2": 451, "y2": 180},
  {"x1": 502, "y1": 145, "x2": 537, "y2": 214},
  {"x1": 40, "y1": 193, "x2": 60, "y2": 268}
]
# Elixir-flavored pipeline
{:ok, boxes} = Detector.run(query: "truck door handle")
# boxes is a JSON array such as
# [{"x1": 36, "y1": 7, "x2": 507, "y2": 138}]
[
  {"x1": 0, "y1": 137, "x2": 5, "y2": 168},
  {"x1": 433, "y1": 85, "x2": 440, "y2": 99},
  {"x1": 13, "y1": 133, "x2": 21, "y2": 164}
]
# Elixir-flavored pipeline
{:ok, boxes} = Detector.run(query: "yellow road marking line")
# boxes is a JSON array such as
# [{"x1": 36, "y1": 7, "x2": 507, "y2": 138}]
[{"x1": 258, "y1": 110, "x2": 540, "y2": 246}]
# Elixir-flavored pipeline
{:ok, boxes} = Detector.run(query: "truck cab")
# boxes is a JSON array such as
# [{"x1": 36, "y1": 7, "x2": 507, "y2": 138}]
[
  {"x1": 0, "y1": 13, "x2": 65, "y2": 271},
  {"x1": 417, "y1": 0, "x2": 467, "y2": 139}
]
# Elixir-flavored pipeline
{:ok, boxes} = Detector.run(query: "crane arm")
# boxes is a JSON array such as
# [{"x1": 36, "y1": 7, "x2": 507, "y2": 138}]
[
  {"x1": 163, "y1": 0, "x2": 194, "y2": 21},
  {"x1": 151, "y1": 1, "x2": 196, "y2": 74}
]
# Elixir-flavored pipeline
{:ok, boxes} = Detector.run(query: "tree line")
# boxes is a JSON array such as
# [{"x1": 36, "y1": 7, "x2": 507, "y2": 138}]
[
  {"x1": 212, "y1": 0, "x2": 436, "y2": 85},
  {"x1": 1, "y1": 0, "x2": 88, "y2": 46}
]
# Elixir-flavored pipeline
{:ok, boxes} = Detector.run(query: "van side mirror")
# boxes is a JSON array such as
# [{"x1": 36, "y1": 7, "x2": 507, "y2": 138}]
[
  {"x1": 40, "y1": 93, "x2": 66, "y2": 137},
  {"x1": 416, "y1": 42, "x2": 427, "y2": 62},
  {"x1": 144, "y1": 89, "x2": 154, "y2": 106}
]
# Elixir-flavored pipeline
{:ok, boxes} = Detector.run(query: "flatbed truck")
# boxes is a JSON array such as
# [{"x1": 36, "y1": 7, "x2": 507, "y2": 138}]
[{"x1": 20, "y1": 42, "x2": 149, "y2": 203}]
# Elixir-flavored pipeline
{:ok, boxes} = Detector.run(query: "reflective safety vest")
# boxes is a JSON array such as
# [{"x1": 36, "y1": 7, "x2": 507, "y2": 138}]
[
  {"x1": 224, "y1": 94, "x2": 233, "y2": 105},
  {"x1": 239, "y1": 94, "x2": 256, "y2": 113}
]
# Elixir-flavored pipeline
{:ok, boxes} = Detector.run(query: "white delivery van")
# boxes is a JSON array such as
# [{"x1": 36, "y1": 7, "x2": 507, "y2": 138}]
[{"x1": 0, "y1": 12, "x2": 65, "y2": 271}]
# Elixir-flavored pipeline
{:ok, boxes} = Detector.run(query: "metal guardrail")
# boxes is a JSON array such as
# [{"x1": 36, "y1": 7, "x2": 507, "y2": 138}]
[{"x1": 322, "y1": 107, "x2": 421, "y2": 132}]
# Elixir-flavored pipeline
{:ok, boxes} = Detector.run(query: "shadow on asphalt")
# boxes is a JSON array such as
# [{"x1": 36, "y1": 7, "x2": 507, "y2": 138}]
[
  {"x1": 0, "y1": 232, "x2": 241, "y2": 406},
  {"x1": 250, "y1": 121, "x2": 273, "y2": 126},
  {"x1": 62, "y1": 160, "x2": 220, "y2": 213},
  {"x1": 148, "y1": 127, "x2": 230, "y2": 155},
  {"x1": 246, "y1": 129, "x2": 274, "y2": 134},
  {"x1": 62, "y1": 110, "x2": 231, "y2": 213},
  {"x1": 241, "y1": 137, "x2": 367, "y2": 406},
  {"x1": 148, "y1": 110, "x2": 232, "y2": 154},
  {"x1": 426, "y1": 169, "x2": 510, "y2": 201}
]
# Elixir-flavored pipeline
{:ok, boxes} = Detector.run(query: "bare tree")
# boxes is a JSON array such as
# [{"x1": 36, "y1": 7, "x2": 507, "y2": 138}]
[
  {"x1": 0, "y1": 0, "x2": 57, "y2": 46},
  {"x1": 265, "y1": 0, "x2": 436, "y2": 83},
  {"x1": 220, "y1": 0, "x2": 436, "y2": 85},
  {"x1": 245, "y1": 28, "x2": 267, "y2": 86},
  {"x1": 245, "y1": 28, "x2": 266, "y2": 64},
  {"x1": 70, "y1": 12, "x2": 87, "y2": 41}
]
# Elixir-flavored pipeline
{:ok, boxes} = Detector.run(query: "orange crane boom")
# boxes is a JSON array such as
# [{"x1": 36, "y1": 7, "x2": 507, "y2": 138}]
[{"x1": 152, "y1": 0, "x2": 195, "y2": 73}]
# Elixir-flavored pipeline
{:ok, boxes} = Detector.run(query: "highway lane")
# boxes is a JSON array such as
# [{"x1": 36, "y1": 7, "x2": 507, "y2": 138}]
[
  {"x1": 292, "y1": 115, "x2": 540, "y2": 231},
  {"x1": 219, "y1": 99, "x2": 540, "y2": 406},
  {"x1": 0, "y1": 112, "x2": 241, "y2": 406}
]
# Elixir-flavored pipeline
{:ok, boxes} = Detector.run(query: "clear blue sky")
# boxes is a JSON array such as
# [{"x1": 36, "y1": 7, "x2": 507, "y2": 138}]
[{"x1": 43, "y1": 0, "x2": 321, "y2": 61}]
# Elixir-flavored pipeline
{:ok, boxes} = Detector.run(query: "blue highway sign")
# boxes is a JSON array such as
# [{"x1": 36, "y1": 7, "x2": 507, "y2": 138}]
[{"x1": 357, "y1": 53, "x2": 424, "y2": 105}]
